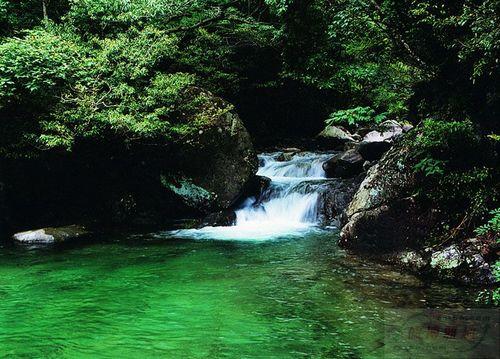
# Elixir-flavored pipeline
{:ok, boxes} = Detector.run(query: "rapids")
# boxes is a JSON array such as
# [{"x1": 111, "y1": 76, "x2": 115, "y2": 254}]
[{"x1": 170, "y1": 151, "x2": 335, "y2": 240}]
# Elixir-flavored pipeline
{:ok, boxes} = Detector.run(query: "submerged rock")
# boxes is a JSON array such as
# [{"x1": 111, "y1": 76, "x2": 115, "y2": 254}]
[
  {"x1": 13, "y1": 225, "x2": 88, "y2": 244},
  {"x1": 243, "y1": 175, "x2": 272, "y2": 199}
]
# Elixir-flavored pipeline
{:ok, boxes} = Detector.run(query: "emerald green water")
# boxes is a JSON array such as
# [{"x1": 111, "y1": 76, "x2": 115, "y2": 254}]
[{"x1": 0, "y1": 232, "x2": 497, "y2": 358}]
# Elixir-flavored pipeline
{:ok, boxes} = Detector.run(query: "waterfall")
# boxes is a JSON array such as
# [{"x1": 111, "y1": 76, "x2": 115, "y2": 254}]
[
  {"x1": 168, "y1": 151, "x2": 334, "y2": 240},
  {"x1": 235, "y1": 152, "x2": 332, "y2": 226}
]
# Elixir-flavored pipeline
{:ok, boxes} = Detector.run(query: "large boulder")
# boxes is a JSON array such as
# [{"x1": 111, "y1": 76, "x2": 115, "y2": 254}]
[
  {"x1": 340, "y1": 142, "x2": 433, "y2": 251},
  {"x1": 323, "y1": 149, "x2": 364, "y2": 178},
  {"x1": 166, "y1": 91, "x2": 258, "y2": 213},
  {"x1": 339, "y1": 138, "x2": 497, "y2": 285}
]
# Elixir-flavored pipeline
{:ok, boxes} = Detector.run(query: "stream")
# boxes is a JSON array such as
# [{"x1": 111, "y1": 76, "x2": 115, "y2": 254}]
[{"x1": 0, "y1": 152, "x2": 497, "y2": 358}]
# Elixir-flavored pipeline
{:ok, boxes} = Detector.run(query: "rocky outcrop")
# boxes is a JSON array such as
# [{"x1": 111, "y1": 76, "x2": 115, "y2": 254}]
[
  {"x1": 323, "y1": 149, "x2": 364, "y2": 178},
  {"x1": 13, "y1": 225, "x2": 89, "y2": 244},
  {"x1": 339, "y1": 140, "x2": 435, "y2": 252},
  {"x1": 339, "y1": 137, "x2": 497, "y2": 285}
]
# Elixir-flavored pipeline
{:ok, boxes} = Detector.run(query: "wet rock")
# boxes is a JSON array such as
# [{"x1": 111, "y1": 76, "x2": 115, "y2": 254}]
[
  {"x1": 316, "y1": 125, "x2": 355, "y2": 149},
  {"x1": 13, "y1": 225, "x2": 89, "y2": 244},
  {"x1": 198, "y1": 210, "x2": 236, "y2": 227},
  {"x1": 323, "y1": 149, "x2": 364, "y2": 178},
  {"x1": 246, "y1": 175, "x2": 271, "y2": 198},
  {"x1": 276, "y1": 152, "x2": 296, "y2": 162},
  {"x1": 316, "y1": 177, "x2": 362, "y2": 226}
]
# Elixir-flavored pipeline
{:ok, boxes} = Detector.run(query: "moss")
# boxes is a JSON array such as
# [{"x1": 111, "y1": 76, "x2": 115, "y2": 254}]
[{"x1": 161, "y1": 175, "x2": 216, "y2": 209}]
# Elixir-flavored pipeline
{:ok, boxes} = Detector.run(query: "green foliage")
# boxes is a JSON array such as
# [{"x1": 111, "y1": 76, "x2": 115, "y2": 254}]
[
  {"x1": 459, "y1": 0, "x2": 500, "y2": 79},
  {"x1": 413, "y1": 119, "x2": 479, "y2": 161},
  {"x1": 325, "y1": 107, "x2": 386, "y2": 128},
  {"x1": 475, "y1": 208, "x2": 500, "y2": 236},
  {"x1": 0, "y1": 1, "x2": 279, "y2": 156},
  {"x1": 414, "y1": 158, "x2": 446, "y2": 177},
  {"x1": 410, "y1": 119, "x2": 497, "y2": 232},
  {"x1": 0, "y1": 28, "x2": 83, "y2": 108}
]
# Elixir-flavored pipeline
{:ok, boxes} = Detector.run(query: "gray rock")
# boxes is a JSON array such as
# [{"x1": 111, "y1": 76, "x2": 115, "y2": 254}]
[
  {"x1": 316, "y1": 125, "x2": 355, "y2": 148},
  {"x1": 167, "y1": 89, "x2": 258, "y2": 213},
  {"x1": 246, "y1": 175, "x2": 271, "y2": 198},
  {"x1": 13, "y1": 225, "x2": 88, "y2": 244},
  {"x1": 358, "y1": 120, "x2": 407, "y2": 161},
  {"x1": 340, "y1": 142, "x2": 434, "y2": 251},
  {"x1": 323, "y1": 149, "x2": 364, "y2": 178}
]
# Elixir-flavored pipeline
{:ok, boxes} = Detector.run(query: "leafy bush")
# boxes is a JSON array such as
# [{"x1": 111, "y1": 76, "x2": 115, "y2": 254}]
[
  {"x1": 413, "y1": 119, "x2": 479, "y2": 158},
  {"x1": 325, "y1": 106, "x2": 386, "y2": 128},
  {"x1": 410, "y1": 120, "x2": 497, "y2": 235},
  {"x1": 475, "y1": 208, "x2": 500, "y2": 236},
  {"x1": 414, "y1": 157, "x2": 446, "y2": 177}
]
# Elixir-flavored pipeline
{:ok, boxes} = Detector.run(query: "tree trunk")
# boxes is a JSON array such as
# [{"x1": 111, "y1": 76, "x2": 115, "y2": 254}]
[{"x1": 42, "y1": 0, "x2": 48, "y2": 21}]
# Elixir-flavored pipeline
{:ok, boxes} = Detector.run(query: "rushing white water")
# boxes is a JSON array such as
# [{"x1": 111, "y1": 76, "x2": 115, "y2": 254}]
[{"x1": 169, "y1": 151, "x2": 334, "y2": 240}]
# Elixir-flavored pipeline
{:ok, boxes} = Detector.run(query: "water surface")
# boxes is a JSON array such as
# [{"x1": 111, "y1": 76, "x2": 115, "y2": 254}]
[{"x1": 0, "y1": 233, "x2": 495, "y2": 358}]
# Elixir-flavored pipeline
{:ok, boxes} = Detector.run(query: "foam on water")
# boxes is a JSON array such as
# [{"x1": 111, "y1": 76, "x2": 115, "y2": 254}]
[{"x1": 168, "y1": 151, "x2": 334, "y2": 240}]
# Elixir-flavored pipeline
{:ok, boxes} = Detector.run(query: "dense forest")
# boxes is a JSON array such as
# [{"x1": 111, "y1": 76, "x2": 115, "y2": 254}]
[
  {"x1": 1, "y1": 3, "x2": 498, "y2": 226},
  {"x1": 0, "y1": 1, "x2": 499, "y2": 356}
]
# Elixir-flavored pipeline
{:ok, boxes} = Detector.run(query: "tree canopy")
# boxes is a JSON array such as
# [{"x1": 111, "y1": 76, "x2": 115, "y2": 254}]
[{"x1": 0, "y1": 0, "x2": 498, "y2": 156}]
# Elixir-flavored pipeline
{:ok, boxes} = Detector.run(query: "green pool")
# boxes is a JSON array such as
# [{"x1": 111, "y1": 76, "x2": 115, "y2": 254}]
[{"x1": 0, "y1": 231, "x2": 496, "y2": 358}]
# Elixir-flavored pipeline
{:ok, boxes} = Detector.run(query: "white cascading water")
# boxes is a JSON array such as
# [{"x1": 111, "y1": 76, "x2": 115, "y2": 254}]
[{"x1": 169, "y1": 151, "x2": 333, "y2": 240}]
